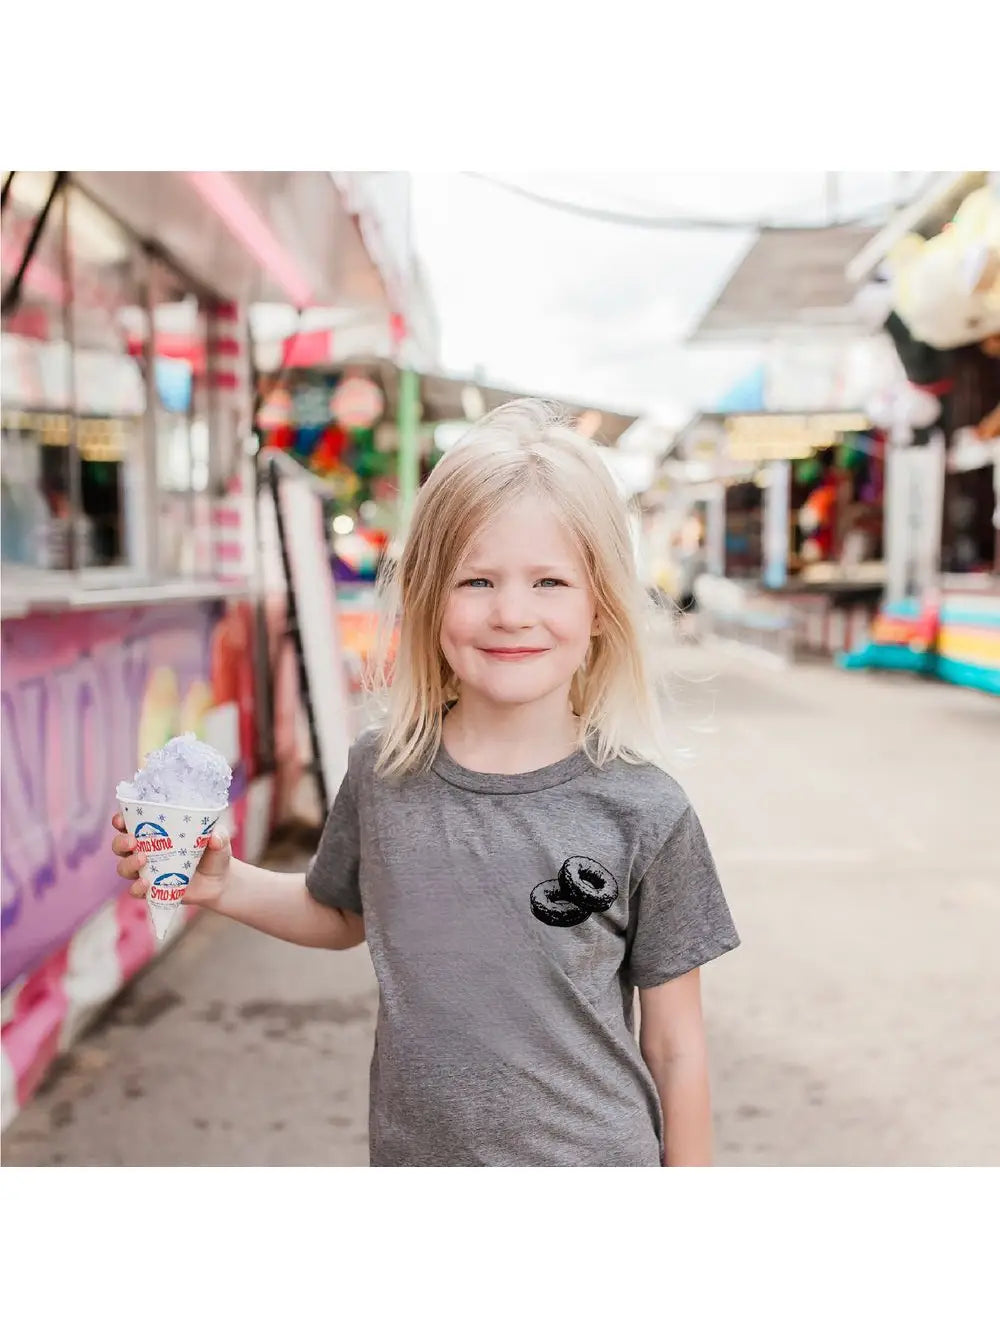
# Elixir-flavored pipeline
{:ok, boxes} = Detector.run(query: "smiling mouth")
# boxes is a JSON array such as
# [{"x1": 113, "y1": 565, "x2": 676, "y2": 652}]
[{"x1": 480, "y1": 648, "x2": 548, "y2": 658}]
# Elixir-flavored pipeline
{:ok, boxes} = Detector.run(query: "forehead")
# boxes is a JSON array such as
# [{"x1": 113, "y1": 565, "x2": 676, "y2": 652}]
[{"x1": 462, "y1": 494, "x2": 585, "y2": 569}]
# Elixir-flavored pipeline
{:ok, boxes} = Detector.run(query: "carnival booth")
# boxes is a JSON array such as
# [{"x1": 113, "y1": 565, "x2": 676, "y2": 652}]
[
  {"x1": 841, "y1": 176, "x2": 1000, "y2": 695},
  {"x1": 670, "y1": 406, "x2": 886, "y2": 659},
  {"x1": 1, "y1": 171, "x2": 394, "y2": 1126}
]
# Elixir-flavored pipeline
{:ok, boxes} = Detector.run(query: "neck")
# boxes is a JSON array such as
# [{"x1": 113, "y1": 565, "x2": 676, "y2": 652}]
[{"x1": 442, "y1": 688, "x2": 579, "y2": 774}]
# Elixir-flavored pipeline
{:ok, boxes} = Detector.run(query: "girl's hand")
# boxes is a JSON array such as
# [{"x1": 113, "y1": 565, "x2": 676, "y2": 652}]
[{"x1": 110, "y1": 812, "x2": 232, "y2": 908}]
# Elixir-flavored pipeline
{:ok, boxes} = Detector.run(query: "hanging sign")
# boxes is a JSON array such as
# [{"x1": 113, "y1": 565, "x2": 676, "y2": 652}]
[{"x1": 725, "y1": 413, "x2": 869, "y2": 461}]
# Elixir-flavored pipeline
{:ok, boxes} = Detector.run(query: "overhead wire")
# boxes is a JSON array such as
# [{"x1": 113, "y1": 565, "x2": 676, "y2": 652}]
[{"x1": 461, "y1": 172, "x2": 914, "y2": 233}]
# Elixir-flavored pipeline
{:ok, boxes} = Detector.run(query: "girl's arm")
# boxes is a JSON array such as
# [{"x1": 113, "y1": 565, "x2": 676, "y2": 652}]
[
  {"x1": 207, "y1": 858, "x2": 366, "y2": 951},
  {"x1": 638, "y1": 969, "x2": 714, "y2": 1166}
]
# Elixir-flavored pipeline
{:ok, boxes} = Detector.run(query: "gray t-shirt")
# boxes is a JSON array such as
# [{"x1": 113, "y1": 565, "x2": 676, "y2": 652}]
[{"x1": 306, "y1": 728, "x2": 739, "y2": 1167}]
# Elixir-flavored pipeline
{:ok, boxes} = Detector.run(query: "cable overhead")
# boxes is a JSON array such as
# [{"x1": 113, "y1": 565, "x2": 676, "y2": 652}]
[{"x1": 462, "y1": 172, "x2": 907, "y2": 233}]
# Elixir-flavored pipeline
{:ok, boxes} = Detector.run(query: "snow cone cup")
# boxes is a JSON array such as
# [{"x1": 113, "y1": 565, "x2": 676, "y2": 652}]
[{"x1": 117, "y1": 798, "x2": 228, "y2": 941}]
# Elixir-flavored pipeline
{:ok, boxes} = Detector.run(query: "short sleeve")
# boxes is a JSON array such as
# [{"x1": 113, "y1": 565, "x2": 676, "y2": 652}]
[
  {"x1": 624, "y1": 804, "x2": 739, "y2": 989},
  {"x1": 305, "y1": 762, "x2": 363, "y2": 916}
]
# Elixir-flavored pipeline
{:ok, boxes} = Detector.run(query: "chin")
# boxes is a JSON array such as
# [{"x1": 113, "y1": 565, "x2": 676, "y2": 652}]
[
  {"x1": 468, "y1": 668, "x2": 574, "y2": 708},
  {"x1": 482, "y1": 686, "x2": 556, "y2": 707}
]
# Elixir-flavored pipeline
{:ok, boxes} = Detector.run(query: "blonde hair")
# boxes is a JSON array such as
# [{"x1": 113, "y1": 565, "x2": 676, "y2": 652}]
[{"x1": 367, "y1": 399, "x2": 672, "y2": 776}]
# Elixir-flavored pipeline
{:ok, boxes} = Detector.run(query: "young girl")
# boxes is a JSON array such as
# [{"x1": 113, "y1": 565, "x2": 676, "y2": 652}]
[{"x1": 110, "y1": 399, "x2": 739, "y2": 1167}]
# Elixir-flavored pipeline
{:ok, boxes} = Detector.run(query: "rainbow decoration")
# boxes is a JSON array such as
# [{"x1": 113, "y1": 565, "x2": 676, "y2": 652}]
[{"x1": 841, "y1": 595, "x2": 1000, "y2": 696}]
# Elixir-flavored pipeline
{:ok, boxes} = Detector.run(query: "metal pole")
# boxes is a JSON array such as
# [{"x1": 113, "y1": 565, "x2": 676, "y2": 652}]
[{"x1": 397, "y1": 364, "x2": 420, "y2": 535}]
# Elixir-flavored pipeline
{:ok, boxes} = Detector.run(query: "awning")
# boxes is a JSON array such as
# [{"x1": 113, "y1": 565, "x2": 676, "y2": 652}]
[
  {"x1": 71, "y1": 173, "x2": 392, "y2": 311},
  {"x1": 686, "y1": 226, "x2": 879, "y2": 344}
]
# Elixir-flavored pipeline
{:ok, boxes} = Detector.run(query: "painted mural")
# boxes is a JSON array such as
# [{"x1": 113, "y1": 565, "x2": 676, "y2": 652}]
[{"x1": 1, "y1": 601, "x2": 256, "y2": 990}]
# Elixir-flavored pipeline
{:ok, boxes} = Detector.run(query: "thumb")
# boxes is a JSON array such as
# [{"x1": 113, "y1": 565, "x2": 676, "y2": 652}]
[{"x1": 195, "y1": 830, "x2": 231, "y2": 877}]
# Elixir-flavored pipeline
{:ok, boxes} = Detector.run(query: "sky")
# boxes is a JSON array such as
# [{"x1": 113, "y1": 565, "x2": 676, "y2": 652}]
[{"x1": 410, "y1": 172, "x2": 935, "y2": 428}]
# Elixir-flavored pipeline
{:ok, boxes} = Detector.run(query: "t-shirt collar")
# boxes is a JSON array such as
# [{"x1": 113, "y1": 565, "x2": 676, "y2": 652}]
[{"x1": 431, "y1": 743, "x2": 594, "y2": 794}]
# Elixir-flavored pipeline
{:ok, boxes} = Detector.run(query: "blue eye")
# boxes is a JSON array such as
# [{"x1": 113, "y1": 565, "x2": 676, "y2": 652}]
[
  {"x1": 460, "y1": 578, "x2": 491, "y2": 588},
  {"x1": 536, "y1": 578, "x2": 566, "y2": 588}
]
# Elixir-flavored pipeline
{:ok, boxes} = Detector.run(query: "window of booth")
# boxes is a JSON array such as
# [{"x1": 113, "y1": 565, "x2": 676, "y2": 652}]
[
  {"x1": 2, "y1": 176, "x2": 149, "y2": 573},
  {"x1": 149, "y1": 257, "x2": 213, "y2": 579},
  {"x1": 65, "y1": 183, "x2": 148, "y2": 569},
  {"x1": 4, "y1": 174, "x2": 252, "y2": 599},
  {"x1": 3, "y1": 176, "x2": 234, "y2": 588}
]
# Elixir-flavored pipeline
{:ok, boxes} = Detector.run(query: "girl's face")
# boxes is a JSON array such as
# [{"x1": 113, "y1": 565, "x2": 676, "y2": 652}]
[{"x1": 440, "y1": 494, "x2": 597, "y2": 710}]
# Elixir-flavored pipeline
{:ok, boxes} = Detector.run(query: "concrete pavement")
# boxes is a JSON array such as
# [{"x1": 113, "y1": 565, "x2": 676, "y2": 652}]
[{"x1": 4, "y1": 645, "x2": 997, "y2": 1166}]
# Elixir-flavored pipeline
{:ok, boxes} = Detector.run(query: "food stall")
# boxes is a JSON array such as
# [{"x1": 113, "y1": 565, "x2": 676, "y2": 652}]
[
  {"x1": 669, "y1": 408, "x2": 886, "y2": 658},
  {"x1": 841, "y1": 175, "x2": 1000, "y2": 695},
  {"x1": 1, "y1": 171, "x2": 395, "y2": 1125}
]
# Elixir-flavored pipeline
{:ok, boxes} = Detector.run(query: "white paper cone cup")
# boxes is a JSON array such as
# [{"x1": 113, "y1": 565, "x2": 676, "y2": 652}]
[{"x1": 117, "y1": 798, "x2": 228, "y2": 941}]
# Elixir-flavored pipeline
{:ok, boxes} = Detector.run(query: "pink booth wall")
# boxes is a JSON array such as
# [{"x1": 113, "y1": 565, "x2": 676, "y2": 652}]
[{"x1": 1, "y1": 598, "x2": 263, "y2": 1124}]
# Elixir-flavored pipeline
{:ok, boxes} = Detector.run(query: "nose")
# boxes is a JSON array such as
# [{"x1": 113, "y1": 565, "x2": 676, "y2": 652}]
[{"x1": 490, "y1": 584, "x2": 535, "y2": 631}]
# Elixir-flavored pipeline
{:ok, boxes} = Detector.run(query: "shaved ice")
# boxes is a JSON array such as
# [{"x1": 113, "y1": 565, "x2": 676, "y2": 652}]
[{"x1": 117, "y1": 732, "x2": 232, "y2": 809}]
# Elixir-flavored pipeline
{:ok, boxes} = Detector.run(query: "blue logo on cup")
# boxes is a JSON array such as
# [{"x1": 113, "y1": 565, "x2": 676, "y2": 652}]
[
  {"x1": 153, "y1": 872, "x2": 190, "y2": 888},
  {"x1": 135, "y1": 822, "x2": 169, "y2": 838}
]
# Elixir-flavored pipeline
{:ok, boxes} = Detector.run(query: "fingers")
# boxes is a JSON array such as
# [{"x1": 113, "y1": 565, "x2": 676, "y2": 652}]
[
  {"x1": 209, "y1": 832, "x2": 228, "y2": 851},
  {"x1": 116, "y1": 852, "x2": 146, "y2": 881},
  {"x1": 111, "y1": 813, "x2": 146, "y2": 893}
]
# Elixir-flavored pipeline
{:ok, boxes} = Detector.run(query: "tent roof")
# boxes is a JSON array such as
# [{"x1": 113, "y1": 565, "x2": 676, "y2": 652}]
[{"x1": 686, "y1": 226, "x2": 878, "y2": 344}]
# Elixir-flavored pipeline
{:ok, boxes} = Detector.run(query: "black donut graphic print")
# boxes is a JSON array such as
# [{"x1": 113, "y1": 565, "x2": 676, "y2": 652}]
[
  {"x1": 530, "y1": 856, "x2": 619, "y2": 928},
  {"x1": 559, "y1": 855, "x2": 619, "y2": 911},
  {"x1": 530, "y1": 880, "x2": 591, "y2": 928}
]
